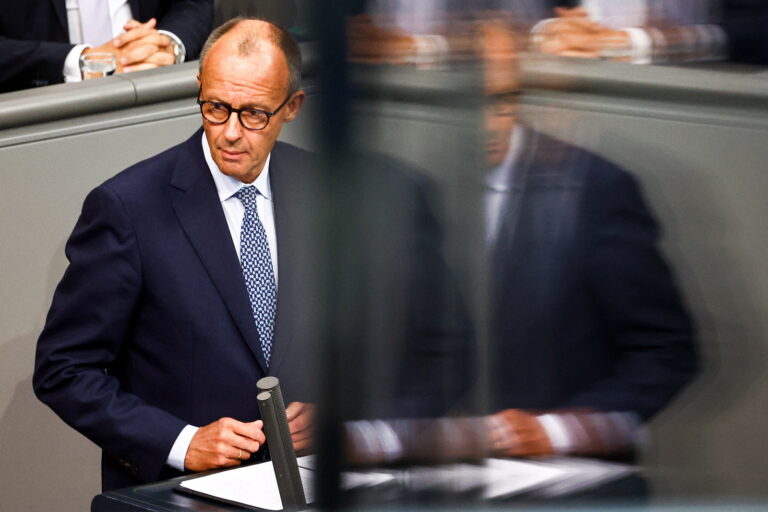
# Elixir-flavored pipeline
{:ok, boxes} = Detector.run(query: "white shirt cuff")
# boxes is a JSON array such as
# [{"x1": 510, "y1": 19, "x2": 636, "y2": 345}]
[
  {"x1": 63, "y1": 44, "x2": 91, "y2": 82},
  {"x1": 536, "y1": 414, "x2": 572, "y2": 454},
  {"x1": 403, "y1": 34, "x2": 449, "y2": 68},
  {"x1": 166, "y1": 424, "x2": 199, "y2": 472},
  {"x1": 157, "y1": 30, "x2": 186, "y2": 63},
  {"x1": 622, "y1": 28, "x2": 653, "y2": 64}
]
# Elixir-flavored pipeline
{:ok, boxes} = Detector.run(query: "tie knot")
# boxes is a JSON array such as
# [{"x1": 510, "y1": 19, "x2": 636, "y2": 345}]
[{"x1": 236, "y1": 185, "x2": 259, "y2": 210}]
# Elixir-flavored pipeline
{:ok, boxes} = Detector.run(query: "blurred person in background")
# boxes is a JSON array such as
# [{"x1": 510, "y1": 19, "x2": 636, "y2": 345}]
[
  {"x1": 346, "y1": 1, "x2": 768, "y2": 66},
  {"x1": 0, "y1": 0, "x2": 213, "y2": 93},
  {"x1": 530, "y1": 0, "x2": 768, "y2": 65}
]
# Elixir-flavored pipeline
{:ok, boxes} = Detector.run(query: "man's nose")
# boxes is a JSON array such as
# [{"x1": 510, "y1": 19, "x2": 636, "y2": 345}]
[{"x1": 223, "y1": 112, "x2": 243, "y2": 141}]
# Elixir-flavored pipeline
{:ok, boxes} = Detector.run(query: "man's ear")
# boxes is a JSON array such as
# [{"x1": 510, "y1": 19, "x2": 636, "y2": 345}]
[
  {"x1": 196, "y1": 72, "x2": 201, "y2": 90},
  {"x1": 283, "y1": 90, "x2": 306, "y2": 122}
]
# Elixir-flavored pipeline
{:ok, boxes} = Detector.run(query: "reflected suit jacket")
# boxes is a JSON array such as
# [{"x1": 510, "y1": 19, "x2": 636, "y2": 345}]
[
  {"x1": 33, "y1": 129, "x2": 470, "y2": 490},
  {"x1": 0, "y1": 0, "x2": 212, "y2": 92},
  {"x1": 488, "y1": 129, "x2": 697, "y2": 420}
]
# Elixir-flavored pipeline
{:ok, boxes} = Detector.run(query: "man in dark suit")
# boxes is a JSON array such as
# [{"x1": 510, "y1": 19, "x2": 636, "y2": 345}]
[
  {"x1": 33, "y1": 17, "x2": 303, "y2": 491},
  {"x1": 33, "y1": 15, "x2": 468, "y2": 491},
  {"x1": 484, "y1": 127, "x2": 698, "y2": 457},
  {"x1": 0, "y1": 0, "x2": 212, "y2": 93},
  {"x1": 478, "y1": 21, "x2": 697, "y2": 458}
]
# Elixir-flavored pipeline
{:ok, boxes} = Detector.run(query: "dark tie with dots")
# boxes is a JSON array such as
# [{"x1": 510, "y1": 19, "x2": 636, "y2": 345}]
[{"x1": 235, "y1": 185, "x2": 277, "y2": 366}]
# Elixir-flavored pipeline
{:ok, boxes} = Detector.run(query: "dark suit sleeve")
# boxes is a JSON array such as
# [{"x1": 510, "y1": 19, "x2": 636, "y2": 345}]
[
  {"x1": 565, "y1": 163, "x2": 697, "y2": 420},
  {"x1": 33, "y1": 184, "x2": 187, "y2": 483},
  {"x1": 154, "y1": 0, "x2": 213, "y2": 60},
  {"x1": 719, "y1": 0, "x2": 768, "y2": 65},
  {"x1": 0, "y1": 38, "x2": 73, "y2": 91}
]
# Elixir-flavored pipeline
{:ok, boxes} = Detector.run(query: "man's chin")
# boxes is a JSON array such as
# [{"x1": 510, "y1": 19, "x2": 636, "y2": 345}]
[{"x1": 485, "y1": 152, "x2": 504, "y2": 169}]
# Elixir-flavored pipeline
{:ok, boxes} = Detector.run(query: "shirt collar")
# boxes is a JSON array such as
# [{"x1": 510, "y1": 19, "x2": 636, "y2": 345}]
[{"x1": 201, "y1": 133, "x2": 273, "y2": 203}]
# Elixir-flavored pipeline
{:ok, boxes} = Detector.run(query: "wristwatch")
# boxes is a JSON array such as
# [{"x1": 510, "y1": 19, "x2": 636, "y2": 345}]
[{"x1": 158, "y1": 30, "x2": 186, "y2": 64}]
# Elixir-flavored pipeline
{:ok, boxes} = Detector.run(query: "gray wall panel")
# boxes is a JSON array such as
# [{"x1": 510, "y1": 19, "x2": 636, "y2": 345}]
[{"x1": 0, "y1": 113, "x2": 201, "y2": 512}]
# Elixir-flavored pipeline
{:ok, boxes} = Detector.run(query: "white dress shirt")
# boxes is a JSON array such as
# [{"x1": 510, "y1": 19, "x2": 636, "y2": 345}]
[
  {"x1": 165, "y1": 134, "x2": 279, "y2": 472},
  {"x1": 484, "y1": 125, "x2": 525, "y2": 247}
]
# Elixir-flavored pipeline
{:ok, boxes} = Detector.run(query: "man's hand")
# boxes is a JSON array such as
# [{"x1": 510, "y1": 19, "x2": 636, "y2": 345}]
[
  {"x1": 185, "y1": 417, "x2": 266, "y2": 472},
  {"x1": 114, "y1": 18, "x2": 175, "y2": 72},
  {"x1": 533, "y1": 8, "x2": 630, "y2": 59},
  {"x1": 346, "y1": 15, "x2": 417, "y2": 64},
  {"x1": 486, "y1": 409, "x2": 554, "y2": 457},
  {"x1": 286, "y1": 402, "x2": 315, "y2": 456}
]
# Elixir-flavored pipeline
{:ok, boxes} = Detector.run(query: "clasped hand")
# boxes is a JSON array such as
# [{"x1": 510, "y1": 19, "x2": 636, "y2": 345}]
[
  {"x1": 84, "y1": 18, "x2": 176, "y2": 74},
  {"x1": 533, "y1": 7, "x2": 630, "y2": 59}
]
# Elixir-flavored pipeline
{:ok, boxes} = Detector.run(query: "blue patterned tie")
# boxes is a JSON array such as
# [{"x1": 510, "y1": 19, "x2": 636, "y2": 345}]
[{"x1": 236, "y1": 186, "x2": 277, "y2": 366}]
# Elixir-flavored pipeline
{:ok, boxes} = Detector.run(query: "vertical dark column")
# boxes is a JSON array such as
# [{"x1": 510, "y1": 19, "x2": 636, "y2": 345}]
[{"x1": 310, "y1": 1, "x2": 354, "y2": 510}]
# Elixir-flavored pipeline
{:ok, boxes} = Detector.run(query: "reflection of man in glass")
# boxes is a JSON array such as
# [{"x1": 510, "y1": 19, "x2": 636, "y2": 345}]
[{"x1": 479, "y1": 21, "x2": 697, "y2": 458}]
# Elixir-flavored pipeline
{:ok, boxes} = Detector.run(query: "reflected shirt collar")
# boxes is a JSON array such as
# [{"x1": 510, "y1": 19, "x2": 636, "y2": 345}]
[{"x1": 485, "y1": 125, "x2": 524, "y2": 192}]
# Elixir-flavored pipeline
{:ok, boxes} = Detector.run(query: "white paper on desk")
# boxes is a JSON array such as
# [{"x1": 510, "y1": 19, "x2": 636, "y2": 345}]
[
  {"x1": 532, "y1": 457, "x2": 637, "y2": 497},
  {"x1": 482, "y1": 458, "x2": 571, "y2": 499},
  {"x1": 179, "y1": 461, "x2": 310, "y2": 510},
  {"x1": 178, "y1": 456, "x2": 395, "y2": 511}
]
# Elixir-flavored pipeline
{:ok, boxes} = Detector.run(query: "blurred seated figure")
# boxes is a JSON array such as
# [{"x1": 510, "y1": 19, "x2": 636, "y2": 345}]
[
  {"x1": 342, "y1": 15, "x2": 697, "y2": 465},
  {"x1": 347, "y1": 1, "x2": 768, "y2": 66},
  {"x1": 531, "y1": 0, "x2": 768, "y2": 65},
  {"x1": 0, "y1": 0, "x2": 213, "y2": 93}
]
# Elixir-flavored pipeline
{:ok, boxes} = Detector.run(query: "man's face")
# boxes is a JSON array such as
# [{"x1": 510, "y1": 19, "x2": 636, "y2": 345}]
[
  {"x1": 479, "y1": 22, "x2": 520, "y2": 168},
  {"x1": 485, "y1": 93, "x2": 518, "y2": 168},
  {"x1": 198, "y1": 41, "x2": 304, "y2": 183}
]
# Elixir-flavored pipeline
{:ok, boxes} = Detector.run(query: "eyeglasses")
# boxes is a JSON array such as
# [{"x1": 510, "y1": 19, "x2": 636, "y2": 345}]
[
  {"x1": 197, "y1": 93, "x2": 293, "y2": 131},
  {"x1": 486, "y1": 92, "x2": 520, "y2": 118}
]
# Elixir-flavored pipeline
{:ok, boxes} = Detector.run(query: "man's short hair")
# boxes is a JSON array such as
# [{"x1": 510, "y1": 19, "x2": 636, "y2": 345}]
[{"x1": 199, "y1": 17, "x2": 302, "y2": 94}]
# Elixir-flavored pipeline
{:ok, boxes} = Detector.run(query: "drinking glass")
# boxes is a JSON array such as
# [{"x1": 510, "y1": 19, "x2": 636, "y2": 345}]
[{"x1": 79, "y1": 52, "x2": 117, "y2": 80}]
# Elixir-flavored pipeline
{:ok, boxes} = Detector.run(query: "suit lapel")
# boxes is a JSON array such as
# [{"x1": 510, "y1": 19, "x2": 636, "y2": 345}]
[
  {"x1": 170, "y1": 130, "x2": 269, "y2": 373},
  {"x1": 492, "y1": 127, "x2": 537, "y2": 282}
]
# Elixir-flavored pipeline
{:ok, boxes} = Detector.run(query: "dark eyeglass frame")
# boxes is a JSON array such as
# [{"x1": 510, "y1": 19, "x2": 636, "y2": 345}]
[{"x1": 197, "y1": 93, "x2": 293, "y2": 131}]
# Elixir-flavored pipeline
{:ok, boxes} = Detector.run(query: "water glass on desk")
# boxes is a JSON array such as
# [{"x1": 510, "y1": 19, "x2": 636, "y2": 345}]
[
  {"x1": 598, "y1": 34, "x2": 634, "y2": 63},
  {"x1": 79, "y1": 52, "x2": 117, "y2": 80}
]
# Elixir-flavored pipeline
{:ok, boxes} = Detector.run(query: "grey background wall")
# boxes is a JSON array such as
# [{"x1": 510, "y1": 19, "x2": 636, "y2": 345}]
[{"x1": 2, "y1": 58, "x2": 768, "y2": 510}]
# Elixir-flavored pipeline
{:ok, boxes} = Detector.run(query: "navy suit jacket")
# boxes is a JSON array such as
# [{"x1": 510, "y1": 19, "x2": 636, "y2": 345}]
[
  {"x1": 34, "y1": 129, "x2": 471, "y2": 490},
  {"x1": 0, "y1": 0, "x2": 212, "y2": 92},
  {"x1": 488, "y1": 129, "x2": 696, "y2": 419},
  {"x1": 33, "y1": 131, "x2": 328, "y2": 490}
]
